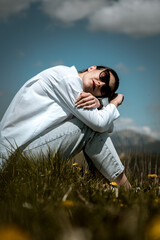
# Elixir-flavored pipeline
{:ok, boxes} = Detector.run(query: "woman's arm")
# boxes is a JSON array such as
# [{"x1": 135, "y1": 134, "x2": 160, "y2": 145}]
[
  {"x1": 75, "y1": 92, "x2": 102, "y2": 109},
  {"x1": 41, "y1": 72, "x2": 120, "y2": 133}
]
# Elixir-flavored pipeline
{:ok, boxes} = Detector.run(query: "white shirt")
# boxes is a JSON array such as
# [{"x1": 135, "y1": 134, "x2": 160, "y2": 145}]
[{"x1": 0, "y1": 65, "x2": 120, "y2": 157}]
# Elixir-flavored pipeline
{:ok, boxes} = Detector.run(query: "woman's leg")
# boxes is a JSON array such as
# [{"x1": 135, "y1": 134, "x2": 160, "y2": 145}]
[
  {"x1": 22, "y1": 117, "x2": 94, "y2": 159},
  {"x1": 22, "y1": 117, "x2": 129, "y2": 186},
  {"x1": 83, "y1": 131, "x2": 124, "y2": 181},
  {"x1": 83, "y1": 134, "x2": 131, "y2": 189}
]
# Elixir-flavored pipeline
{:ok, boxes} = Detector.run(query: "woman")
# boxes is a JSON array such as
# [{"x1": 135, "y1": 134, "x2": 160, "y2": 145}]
[{"x1": 0, "y1": 65, "x2": 131, "y2": 189}]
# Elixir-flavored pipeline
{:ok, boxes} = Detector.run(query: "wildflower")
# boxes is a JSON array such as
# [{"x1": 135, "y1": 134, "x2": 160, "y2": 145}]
[
  {"x1": 146, "y1": 215, "x2": 160, "y2": 240},
  {"x1": 62, "y1": 200, "x2": 74, "y2": 207},
  {"x1": 103, "y1": 182, "x2": 109, "y2": 188},
  {"x1": 136, "y1": 187, "x2": 141, "y2": 192},
  {"x1": 120, "y1": 203, "x2": 124, "y2": 207},
  {"x1": 22, "y1": 202, "x2": 33, "y2": 209},
  {"x1": 72, "y1": 163, "x2": 78, "y2": 166},
  {"x1": 154, "y1": 198, "x2": 160, "y2": 203},
  {"x1": 0, "y1": 225, "x2": 31, "y2": 240},
  {"x1": 148, "y1": 174, "x2": 158, "y2": 178},
  {"x1": 110, "y1": 182, "x2": 118, "y2": 187}
]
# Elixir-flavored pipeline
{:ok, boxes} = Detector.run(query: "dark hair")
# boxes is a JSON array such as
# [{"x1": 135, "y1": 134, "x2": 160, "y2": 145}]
[{"x1": 78, "y1": 65, "x2": 119, "y2": 93}]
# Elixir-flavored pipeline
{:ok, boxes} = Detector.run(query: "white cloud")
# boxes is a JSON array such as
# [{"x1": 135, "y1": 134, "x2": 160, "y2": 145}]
[
  {"x1": 114, "y1": 117, "x2": 160, "y2": 139},
  {"x1": 88, "y1": 0, "x2": 160, "y2": 37},
  {"x1": 51, "y1": 60, "x2": 65, "y2": 66},
  {"x1": 41, "y1": 0, "x2": 104, "y2": 23},
  {"x1": 114, "y1": 63, "x2": 130, "y2": 74},
  {"x1": 0, "y1": 0, "x2": 38, "y2": 20},
  {"x1": 136, "y1": 66, "x2": 146, "y2": 71},
  {"x1": 1, "y1": 0, "x2": 160, "y2": 37},
  {"x1": 114, "y1": 118, "x2": 134, "y2": 130}
]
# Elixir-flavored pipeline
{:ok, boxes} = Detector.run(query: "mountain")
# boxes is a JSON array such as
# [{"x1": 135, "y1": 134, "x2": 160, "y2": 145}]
[{"x1": 110, "y1": 129, "x2": 160, "y2": 154}]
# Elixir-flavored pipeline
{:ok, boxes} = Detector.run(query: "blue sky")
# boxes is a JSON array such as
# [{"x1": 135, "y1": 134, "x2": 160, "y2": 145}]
[{"x1": 0, "y1": 0, "x2": 160, "y2": 139}]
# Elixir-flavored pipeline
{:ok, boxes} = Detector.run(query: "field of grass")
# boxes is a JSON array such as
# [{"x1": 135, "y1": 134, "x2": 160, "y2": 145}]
[{"x1": 0, "y1": 150, "x2": 160, "y2": 240}]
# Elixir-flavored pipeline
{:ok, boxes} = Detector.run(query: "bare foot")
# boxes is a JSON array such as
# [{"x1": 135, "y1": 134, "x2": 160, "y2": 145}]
[{"x1": 115, "y1": 172, "x2": 132, "y2": 190}]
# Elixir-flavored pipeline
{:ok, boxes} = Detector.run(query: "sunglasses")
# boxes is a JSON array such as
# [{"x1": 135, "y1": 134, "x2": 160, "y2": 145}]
[{"x1": 99, "y1": 69, "x2": 112, "y2": 97}]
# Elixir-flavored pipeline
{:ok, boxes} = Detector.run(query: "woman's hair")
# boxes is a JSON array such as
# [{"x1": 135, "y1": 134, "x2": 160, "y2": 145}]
[{"x1": 78, "y1": 65, "x2": 119, "y2": 93}]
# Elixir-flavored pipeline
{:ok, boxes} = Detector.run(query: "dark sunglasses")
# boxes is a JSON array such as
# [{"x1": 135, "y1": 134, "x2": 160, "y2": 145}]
[{"x1": 99, "y1": 69, "x2": 112, "y2": 97}]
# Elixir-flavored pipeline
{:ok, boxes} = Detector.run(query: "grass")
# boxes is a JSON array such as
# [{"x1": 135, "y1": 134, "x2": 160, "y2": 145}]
[{"x1": 0, "y1": 150, "x2": 160, "y2": 240}]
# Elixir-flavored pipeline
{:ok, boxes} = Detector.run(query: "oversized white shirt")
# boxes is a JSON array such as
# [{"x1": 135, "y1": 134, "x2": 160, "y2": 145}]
[{"x1": 0, "y1": 65, "x2": 120, "y2": 157}]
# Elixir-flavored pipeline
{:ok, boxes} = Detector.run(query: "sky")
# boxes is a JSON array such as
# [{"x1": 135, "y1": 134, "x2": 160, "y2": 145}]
[{"x1": 0, "y1": 0, "x2": 160, "y2": 139}]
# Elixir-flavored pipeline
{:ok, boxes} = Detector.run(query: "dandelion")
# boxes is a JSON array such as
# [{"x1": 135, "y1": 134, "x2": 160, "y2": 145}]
[
  {"x1": 110, "y1": 182, "x2": 118, "y2": 187},
  {"x1": 62, "y1": 200, "x2": 74, "y2": 207},
  {"x1": 103, "y1": 182, "x2": 109, "y2": 188},
  {"x1": 148, "y1": 174, "x2": 158, "y2": 179},
  {"x1": 77, "y1": 167, "x2": 82, "y2": 171},
  {"x1": 85, "y1": 170, "x2": 89, "y2": 174},
  {"x1": 120, "y1": 203, "x2": 124, "y2": 207},
  {"x1": 72, "y1": 163, "x2": 83, "y2": 173},
  {"x1": 146, "y1": 215, "x2": 160, "y2": 240},
  {"x1": 0, "y1": 225, "x2": 31, "y2": 240},
  {"x1": 72, "y1": 163, "x2": 78, "y2": 166}
]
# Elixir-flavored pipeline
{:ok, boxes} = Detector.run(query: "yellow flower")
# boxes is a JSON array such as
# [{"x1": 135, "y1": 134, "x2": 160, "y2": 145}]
[
  {"x1": 110, "y1": 182, "x2": 118, "y2": 187},
  {"x1": 0, "y1": 225, "x2": 31, "y2": 240},
  {"x1": 146, "y1": 215, "x2": 160, "y2": 240},
  {"x1": 120, "y1": 203, "x2": 124, "y2": 207},
  {"x1": 148, "y1": 174, "x2": 158, "y2": 178},
  {"x1": 104, "y1": 182, "x2": 109, "y2": 186},
  {"x1": 72, "y1": 163, "x2": 78, "y2": 166},
  {"x1": 154, "y1": 198, "x2": 160, "y2": 203},
  {"x1": 77, "y1": 167, "x2": 82, "y2": 171},
  {"x1": 62, "y1": 200, "x2": 74, "y2": 207}
]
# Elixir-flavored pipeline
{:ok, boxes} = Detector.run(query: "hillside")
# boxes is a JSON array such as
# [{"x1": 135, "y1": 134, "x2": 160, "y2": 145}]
[{"x1": 110, "y1": 129, "x2": 160, "y2": 154}]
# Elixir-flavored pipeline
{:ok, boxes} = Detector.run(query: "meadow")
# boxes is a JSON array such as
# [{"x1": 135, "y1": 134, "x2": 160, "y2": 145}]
[{"x1": 0, "y1": 150, "x2": 160, "y2": 240}]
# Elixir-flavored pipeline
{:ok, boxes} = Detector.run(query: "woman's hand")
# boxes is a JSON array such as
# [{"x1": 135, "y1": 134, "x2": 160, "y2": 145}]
[
  {"x1": 109, "y1": 93, "x2": 124, "y2": 108},
  {"x1": 75, "y1": 92, "x2": 100, "y2": 109}
]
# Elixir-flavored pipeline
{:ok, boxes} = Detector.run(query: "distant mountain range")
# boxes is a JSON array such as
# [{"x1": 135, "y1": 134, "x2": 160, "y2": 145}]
[{"x1": 110, "y1": 129, "x2": 160, "y2": 154}]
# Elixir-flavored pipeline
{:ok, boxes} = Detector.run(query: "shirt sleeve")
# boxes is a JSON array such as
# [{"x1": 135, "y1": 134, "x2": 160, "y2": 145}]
[
  {"x1": 41, "y1": 73, "x2": 120, "y2": 133},
  {"x1": 101, "y1": 98, "x2": 115, "y2": 133},
  {"x1": 107, "y1": 122, "x2": 114, "y2": 133}
]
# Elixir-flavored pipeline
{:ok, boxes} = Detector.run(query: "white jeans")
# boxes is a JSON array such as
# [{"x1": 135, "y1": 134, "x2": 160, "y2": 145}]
[{"x1": 20, "y1": 117, "x2": 124, "y2": 181}]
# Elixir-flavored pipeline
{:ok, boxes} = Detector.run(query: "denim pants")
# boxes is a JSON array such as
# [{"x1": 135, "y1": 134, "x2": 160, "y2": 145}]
[{"x1": 20, "y1": 117, "x2": 124, "y2": 181}]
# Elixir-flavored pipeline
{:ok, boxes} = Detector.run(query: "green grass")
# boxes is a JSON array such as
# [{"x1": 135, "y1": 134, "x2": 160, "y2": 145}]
[{"x1": 0, "y1": 150, "x2": 160, "y2": 240}]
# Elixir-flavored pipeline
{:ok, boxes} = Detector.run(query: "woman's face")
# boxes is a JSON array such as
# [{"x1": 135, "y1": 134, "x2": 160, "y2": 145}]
[{"x1": 79, "y1": 66, "x2": 116, "y2": 97}]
